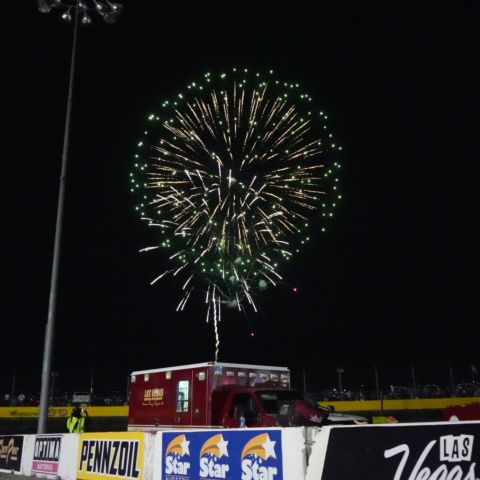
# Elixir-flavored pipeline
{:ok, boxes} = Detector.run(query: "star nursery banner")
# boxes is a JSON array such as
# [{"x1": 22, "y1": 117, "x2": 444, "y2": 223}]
[{"x1": 160, "y1": 428, "x2": 283, "y2": 480}]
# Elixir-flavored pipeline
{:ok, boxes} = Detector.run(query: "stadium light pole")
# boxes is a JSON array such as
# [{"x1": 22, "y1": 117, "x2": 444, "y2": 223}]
[
  {"x1": 37, "y1": 0, "x2": 123, "y2": 434},
  {"x1": 336, "y1": 366, "x2": 344, "y2": 400}
]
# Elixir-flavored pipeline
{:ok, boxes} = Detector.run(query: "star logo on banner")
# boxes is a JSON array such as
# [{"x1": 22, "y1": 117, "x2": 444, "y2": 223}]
[
  {"x1": 180, "y1": 438, "x2": 190, "y2": 456},
  {"x1": 262, "y1": 435, "x2": 276, "y2": 460},
  {"x1": 217, "y1": 436, "x2": 229, "y2": 458}
]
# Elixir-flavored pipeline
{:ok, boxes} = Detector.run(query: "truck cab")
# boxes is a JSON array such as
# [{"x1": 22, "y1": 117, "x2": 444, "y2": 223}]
[{"x1": 128, "y1": 362, "x2": 328, "y2": 430}]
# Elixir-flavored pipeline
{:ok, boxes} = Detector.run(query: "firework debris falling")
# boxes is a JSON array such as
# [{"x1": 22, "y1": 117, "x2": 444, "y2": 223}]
[{"x1": 130, "y1": 68, "x2": 342, "y2": 358}]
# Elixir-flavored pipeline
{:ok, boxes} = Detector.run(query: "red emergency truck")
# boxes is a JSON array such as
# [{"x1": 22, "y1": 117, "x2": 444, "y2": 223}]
[
  {"x1": 128, "y1": 362, "x2": 329, "y2": 430},
  {"x1": 443, "y1": 402, "x2": 480, "y2": 421}
]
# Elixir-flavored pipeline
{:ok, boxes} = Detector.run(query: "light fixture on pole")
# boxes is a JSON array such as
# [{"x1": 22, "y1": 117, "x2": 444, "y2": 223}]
[
  {"x1": 61, "y1": 7, "x2": 73, "y2": 22},
  {"x1": 38, "y1": 0, "x2": 53, "y2": 13},
  {"x1": 36, "y1": 0, "x2": 123, "y2": 434}
]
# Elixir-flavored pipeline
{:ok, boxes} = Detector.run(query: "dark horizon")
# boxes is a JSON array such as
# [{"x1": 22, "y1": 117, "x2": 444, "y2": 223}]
[{"x1": 1, "y1": 2, "x2": 478, "y2": 397}]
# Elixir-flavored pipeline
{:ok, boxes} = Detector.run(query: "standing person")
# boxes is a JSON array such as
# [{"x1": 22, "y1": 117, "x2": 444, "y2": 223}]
[
  {"x1": 80, "y1": 407, "x2": 89, "y2": 430},
  {"x1": 67, "y1": 406, "x2": 88, "y2": 433}
]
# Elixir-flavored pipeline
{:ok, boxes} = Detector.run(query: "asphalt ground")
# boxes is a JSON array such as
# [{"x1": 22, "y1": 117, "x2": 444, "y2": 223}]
[{"x1": 0, "y1": 474, "x2": 31, "y2": 480}]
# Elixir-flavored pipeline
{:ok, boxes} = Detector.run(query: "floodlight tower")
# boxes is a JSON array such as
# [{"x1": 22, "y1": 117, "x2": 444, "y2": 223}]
[{"x1": 36, "y1": 0, "x2": 123, "y2": 434}]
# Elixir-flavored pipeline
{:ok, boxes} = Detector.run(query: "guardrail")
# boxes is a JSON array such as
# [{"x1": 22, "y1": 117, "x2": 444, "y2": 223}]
[
  {"x1": 0, "y1": 406, "x2": 128, "y2": 418},
  {"x1": 319, "y1": 396, "x2": 480, "y2": 412},
  {"x1": 1, "y1": 398, "x2": 478, "y2": 419}
]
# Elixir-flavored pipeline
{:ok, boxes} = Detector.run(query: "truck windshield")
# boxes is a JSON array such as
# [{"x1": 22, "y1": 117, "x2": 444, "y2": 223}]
[{"x1": 257, "y1": 390, "x2": 304, "y2": 414}]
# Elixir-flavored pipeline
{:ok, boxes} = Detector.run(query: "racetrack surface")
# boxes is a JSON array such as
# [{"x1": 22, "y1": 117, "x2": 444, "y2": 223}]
[
  {"x1": 0, "y1": 409, "x2": 444, "y2": 434},
  {"x1": 0, "y1": 416, "x2": 127, "y2": 435},
  {"x1": 0, "y1": 474, "x2": 30, "y2": 480}
]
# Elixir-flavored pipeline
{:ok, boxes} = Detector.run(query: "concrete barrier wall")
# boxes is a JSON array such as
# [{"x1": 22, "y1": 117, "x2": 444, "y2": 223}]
[
  {"x1": 0, "y1": 432, "x2": 153, "y2": 480},
  {"x1": 306, "y1": 421, "x2": 480, "y2": 479},
  {"x1": 1, "y1": 421, "x2": 480, "y2": 479}
]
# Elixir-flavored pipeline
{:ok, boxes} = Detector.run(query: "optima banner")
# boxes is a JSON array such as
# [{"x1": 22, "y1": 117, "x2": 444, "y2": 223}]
[
  {"x1": 77, "y1": 432, "x2": 144, "y2": 480},
  {"x1": 319, "y1": 422, "x2": 480, "y2": 480},
  {"x1": 32, "y1": 435, "x2": 62, "y2": 475},
  {"x1": 160, "y1": 429, "x2": 283, "y2": 480},
  {"x1": 0, "y1": 435, "x2": 24, "y2": 473}
]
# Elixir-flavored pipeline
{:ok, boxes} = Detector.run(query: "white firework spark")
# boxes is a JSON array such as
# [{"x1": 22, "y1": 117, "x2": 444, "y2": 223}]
[{"x1": 131, "y1": 69, "x2": 342, "y2": 357}]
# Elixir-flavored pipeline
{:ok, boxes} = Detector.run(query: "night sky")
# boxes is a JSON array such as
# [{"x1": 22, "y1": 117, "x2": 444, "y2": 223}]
[{"x1": 1, "y1": 1, "x2": 478, "y2": 395}]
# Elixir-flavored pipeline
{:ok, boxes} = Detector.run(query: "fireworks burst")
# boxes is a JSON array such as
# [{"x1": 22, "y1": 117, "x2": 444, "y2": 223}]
[{"x1": 130, "y1": 68, "x2": 342, "y2": 359}]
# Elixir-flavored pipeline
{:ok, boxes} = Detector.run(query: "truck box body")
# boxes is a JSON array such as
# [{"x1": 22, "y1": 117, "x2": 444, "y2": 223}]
[{"x1": 128, "y1": 362, "x2": 290, "y2": 430}]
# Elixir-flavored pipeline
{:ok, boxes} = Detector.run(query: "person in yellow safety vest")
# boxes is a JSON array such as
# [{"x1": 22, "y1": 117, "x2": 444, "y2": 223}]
[{"x1": 67, "y1": 406, "x2": 88, "y2": 433}]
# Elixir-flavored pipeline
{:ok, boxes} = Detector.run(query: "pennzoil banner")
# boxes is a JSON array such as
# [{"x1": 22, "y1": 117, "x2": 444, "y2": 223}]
[
  {"x1": 77, "y1": 432, "x2": 144, "y2": 480},
  {"x1": 0, "y1": 435, "x2": 24, "y2": 472},
  {"x1": 160, "y1": 429, "x2": 283, "y2": 480}
]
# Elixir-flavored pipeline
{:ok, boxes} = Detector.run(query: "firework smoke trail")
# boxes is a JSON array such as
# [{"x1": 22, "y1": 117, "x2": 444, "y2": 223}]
[
  {"x1": 205, "y1": 284, "x2": 221, "y2": 360},
  {"x1": 131, "y1": 69, "x2": 342, "y2": 355},
  {"x1": 213, "y1": 286, "x2": 221, "y2": 361}
]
